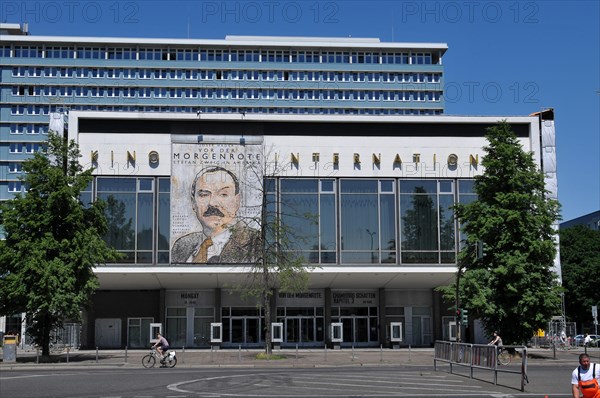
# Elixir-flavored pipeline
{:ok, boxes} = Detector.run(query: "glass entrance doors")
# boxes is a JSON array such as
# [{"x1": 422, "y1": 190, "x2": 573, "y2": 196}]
[
  {"x1": 285, "y1": 317, "x2": 316, "y2": 344},
  {"x1": 332, "y1": 306, "x2": 378, "y2": 347},
  {"x1": 276, "y1": 307, "x2": 324, "y2": 347},
  {"x1": 341, "y1": 316, "x2": 371, "y2": 344},
  {"x1": 222, "y1": 307, "x2": 263, "y2": 347},
  {"x1": 227, "y1": 317, "x2": 260, "y2": 345}
]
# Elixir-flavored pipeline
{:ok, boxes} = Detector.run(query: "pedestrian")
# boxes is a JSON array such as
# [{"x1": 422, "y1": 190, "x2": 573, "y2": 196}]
[
  {"x1": 571, "y1": 353, "x2": 600, "y2": 398},
  {"x1": 584, "y1": 333, "x2": 592, "y2": 347}
]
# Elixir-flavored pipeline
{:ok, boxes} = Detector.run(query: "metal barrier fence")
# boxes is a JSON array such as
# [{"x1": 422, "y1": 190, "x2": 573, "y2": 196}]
[
  {"x1": 51, "y1": 323, "x2": 81, "y2": 350},
  {"x1": 433, "y1": 341, "x2": 528, "y2": 392}
]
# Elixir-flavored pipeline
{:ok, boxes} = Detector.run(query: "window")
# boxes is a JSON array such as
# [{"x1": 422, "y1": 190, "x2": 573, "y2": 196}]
[
  {"x1": 340, "y1": 180, "x2": 396, "y2": 264},
  {"x1": 8, "y1": 182, "x2": 24, "y2": 192},
  {"x1": 108, "y1": 48, "x2": 135, "y2": 60},
  {"x1": 14, "y1": 46, "x2": 42, "y2": 58},
  {"x1": 8, "y1": 162, "x2": 23, "y2": 172},
  {"x1": 411, "y1": 53, "x2": 432, "y2": 65},
  {"x1": 279, "y1": 179, "x2": 337, "y2": 264},
  {"x1": 127, "y1": 318, "x2": 154, "y2": 348},
  {"x1": 139, "y1": 48, "x2": 164, "y2": 60},
  {"x1": 77, "y1": 47, "x2": 103, "y2": 59},
  {"x1": 399, "y1": 180, "x2": 455, "y2": 264},
  {"x1": 46, "y1": 46, "x2": 74, "y2": 58}
]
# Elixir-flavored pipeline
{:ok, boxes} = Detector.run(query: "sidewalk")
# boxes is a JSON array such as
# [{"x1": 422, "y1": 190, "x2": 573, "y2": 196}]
[{"x1": 2, "y1": 345, "x2": 599, "y2": 370}]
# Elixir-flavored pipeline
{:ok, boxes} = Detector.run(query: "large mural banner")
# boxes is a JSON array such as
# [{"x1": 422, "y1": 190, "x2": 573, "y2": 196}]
[{"x1": 170, "y1": 142, "x2": 263, "y2": 264}]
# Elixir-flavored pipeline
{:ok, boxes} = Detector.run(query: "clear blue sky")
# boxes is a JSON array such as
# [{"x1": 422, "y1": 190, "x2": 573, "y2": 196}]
[{"x1": 3, "y1": 0, "x2": 598, "y2": 222}]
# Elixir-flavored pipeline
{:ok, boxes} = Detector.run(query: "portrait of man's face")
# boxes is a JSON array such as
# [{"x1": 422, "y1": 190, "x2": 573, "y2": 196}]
[{"x1": 192, "y1": 169, "x2": 240, "y2": 235}]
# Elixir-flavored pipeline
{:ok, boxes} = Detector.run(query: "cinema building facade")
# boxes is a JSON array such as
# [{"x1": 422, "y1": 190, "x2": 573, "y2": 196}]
[
  {"x1": 0, "y1": 25, "x2": 559, "y2": 348},
  {"x1": 68, "y1": 111, "x2": 552, "y2": 349}
]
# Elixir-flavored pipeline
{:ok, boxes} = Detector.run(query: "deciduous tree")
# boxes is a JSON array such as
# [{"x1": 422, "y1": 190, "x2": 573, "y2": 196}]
[
  {"x1": 0, "y1": 132, "x2": 118, "y2": 357},
  {"x1": 560, "y1": 225, "x2": 600, "y2": 329}
]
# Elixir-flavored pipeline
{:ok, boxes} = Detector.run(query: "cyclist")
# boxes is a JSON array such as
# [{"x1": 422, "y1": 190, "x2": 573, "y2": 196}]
[
  {"x1": 151, "y1": 332, "x2": 170, "y2": 363},
  {"x1": 489, "y1": 331, "x2": 503, "y2": 349},
  {"x1": 488, "y1": 331, "x2": 504, "y2": 361}
]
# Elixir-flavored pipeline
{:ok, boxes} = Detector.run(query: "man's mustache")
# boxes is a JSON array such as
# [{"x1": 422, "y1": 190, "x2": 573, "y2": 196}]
[{"x1": 203, "y1": 205, "x2": 225, "y2": 217}]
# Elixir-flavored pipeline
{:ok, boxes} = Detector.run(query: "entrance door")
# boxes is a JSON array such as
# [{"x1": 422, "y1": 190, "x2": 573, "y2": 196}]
[
  {"x1": 411, "y1": 316, "x2": 432, "y2": 346},
  {"x1": 340, "y1": 316, "x2": 370, "y2": 345},
  {"x1": 231, "y1": 318, "x2": 244, "y2": 343},
  {"x1": 95, "y1": 318, "x2": 121, "y2": 348},
  {"x1": 285, "y1": 318, "x2": 316, "y2": 344},
  {"x1": 286, "y1": 318, "x2": 300, "y2": 343},
  {"x1": 228, "y1": 317, "x2": 261, "y2": 345}
]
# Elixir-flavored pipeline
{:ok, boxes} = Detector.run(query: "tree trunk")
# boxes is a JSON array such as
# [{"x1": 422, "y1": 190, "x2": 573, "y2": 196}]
[
  {"x1": 263, "y1": 260, "x2": 272, "y2": 355},
  {"x1": 42, "y1": 314, "x2": 51, "y2": 357}
]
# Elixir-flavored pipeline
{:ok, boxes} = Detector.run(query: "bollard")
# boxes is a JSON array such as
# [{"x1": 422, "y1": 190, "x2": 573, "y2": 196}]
[
  {"x1": 352, "y1": 345, "x2": 355, "y2": 361},
  {"x1": 380, "y1": 344, "x2": 383, "y2": 363},
  {"x1": 36, "y1": 346, "x2": 39, "y2": 364},
  {"x1": 124, "y1": 346, "x2": 127, "y2": 363},
  {"x1": 296, "y1": 344, "x2": 299, "y2": 361},
  {"x1": 210, "y1": 345, "x2": 214, "y2": 362},
  {"x1": 66, "y1": 346, "x2": 70, "y2": 363},
  {"x1": 96, "y1": 347, "x2": 99, "y2": 363},
  {"x1": 238, "y1": 345, "x2": 241, "y2": 362},
  {"x1": 182, "y1": 346, "x2": 185, "y2": 364},
  {"x1": 408, "y1": 345, "x2": 411, "y2": 362},
  {"x1": 324, "y1": 345, "x2": 327, "y2": 362}
]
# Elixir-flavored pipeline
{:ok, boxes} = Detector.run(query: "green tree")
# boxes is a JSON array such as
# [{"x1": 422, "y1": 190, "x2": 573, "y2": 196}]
[
  {"x1": 0, "y1": 131, "x2": 118, "y2": 357},
  {"x1": 560, "y1": 225, "x2": 600, "y2": 329},
  {"x1": 443, "y1": 121, "x2": 562, "y2": 344}
]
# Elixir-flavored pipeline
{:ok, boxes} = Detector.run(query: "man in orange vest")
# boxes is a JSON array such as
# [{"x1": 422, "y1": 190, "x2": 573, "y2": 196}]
[{"x1": 572, "y1": 353, "x2": 600, "y2": 398}]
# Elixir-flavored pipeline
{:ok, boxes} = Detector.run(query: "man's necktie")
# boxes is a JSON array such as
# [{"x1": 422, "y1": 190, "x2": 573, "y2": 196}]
[{"x1": 193, "y1": 237, "x2": 213, "y2": 263}]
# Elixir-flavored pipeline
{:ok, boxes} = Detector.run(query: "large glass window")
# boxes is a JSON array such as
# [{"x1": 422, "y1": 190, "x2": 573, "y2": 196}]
[
  {"x1": 157, "y1": 178, "x2": 171, "y2": 264},
  {"x1": 280, "y1": 179, "x2": 337, "y2": 264},
  {"x1": 400, "y1": 180, "x2": 438, "y2": 263},
  {"x1": 96, "y1": 177, "x2": 166, "y2": 264},
  {"x1": 166, "y1": 307, "x2": 186, "y2": 347},
  {"x1": 91, "y1": 176, "x2": 470, "y2": 267},
  {"x1": 127, "y1": 318, "x2": 154, "y2": 348},
  {"x1": 340, "y1": 180, "x2": 395, "y2": 263},
  {"x1": 400, "y1": 180, "x2": 456, "y2": 264}
]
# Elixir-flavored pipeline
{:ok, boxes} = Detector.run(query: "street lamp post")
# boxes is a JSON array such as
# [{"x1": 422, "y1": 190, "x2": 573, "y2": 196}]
[{"x1": 366, "y1": 229, "x2": 377, "y2": 263}]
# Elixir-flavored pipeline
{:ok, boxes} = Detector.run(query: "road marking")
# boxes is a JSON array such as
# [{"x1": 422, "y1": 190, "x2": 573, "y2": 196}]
[{"x1": 0, "y1": 374, "x2": 50, "y2": 380}]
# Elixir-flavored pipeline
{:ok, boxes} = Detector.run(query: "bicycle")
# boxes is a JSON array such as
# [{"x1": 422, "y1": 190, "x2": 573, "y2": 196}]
[
  {"x1": 142, "y1": 347, "x2": 177, "y2": 368},
  {"x1": 497, "y1": 347, "x2": 511, "y2": 366}
]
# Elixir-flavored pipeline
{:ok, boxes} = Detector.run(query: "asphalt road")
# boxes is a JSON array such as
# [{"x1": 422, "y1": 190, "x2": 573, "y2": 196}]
[{"x1": 0, "y1": 363, "x2": 576, "y2": 397}]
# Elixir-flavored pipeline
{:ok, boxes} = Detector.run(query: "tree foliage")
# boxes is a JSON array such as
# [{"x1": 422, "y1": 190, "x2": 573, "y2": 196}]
[
  {"x1": 0, "y1": 131, "x2": 118, "y2": 356},
  {"x1": 560, "y1": 225, "x2": 600, "y2": 328},
  {"x1": 445, "y1": 121, "x2": 562, "y2": 344}
]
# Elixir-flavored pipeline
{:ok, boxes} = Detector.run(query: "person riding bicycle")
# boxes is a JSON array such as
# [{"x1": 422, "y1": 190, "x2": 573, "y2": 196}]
[
  {"x1": 489, "y1": 331, "x2": 503, "y2": 349},
  {"x1": 151, "y1": 332, "x2": 170, "y2": 362},
  {"x1": 488, "y1": 331, "x2": 503, "y2": 354}
]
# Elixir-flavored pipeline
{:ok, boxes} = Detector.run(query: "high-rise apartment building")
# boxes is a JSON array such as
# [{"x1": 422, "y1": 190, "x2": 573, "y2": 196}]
[{"x1": 1, "y1": 23, "x2": 446, "y2": 199}]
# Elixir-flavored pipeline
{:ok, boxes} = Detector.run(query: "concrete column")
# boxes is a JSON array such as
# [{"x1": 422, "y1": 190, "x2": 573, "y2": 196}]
[
  {"x1": 325, "y1": 287, "x2": 332, "y2": 347},
  {"x1": 379, "y1": 288, "x2": 387, "y2": 347}
]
